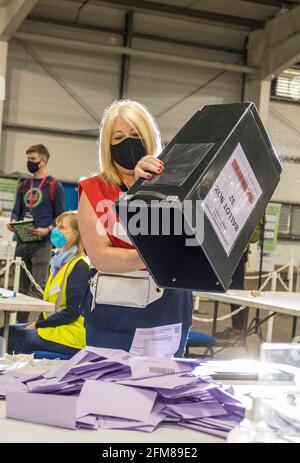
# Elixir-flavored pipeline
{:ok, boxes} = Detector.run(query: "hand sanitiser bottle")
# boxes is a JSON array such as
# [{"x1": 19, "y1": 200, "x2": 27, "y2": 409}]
[{"x1": 227, "y1": 398, "x2": 277, "y2": 443}]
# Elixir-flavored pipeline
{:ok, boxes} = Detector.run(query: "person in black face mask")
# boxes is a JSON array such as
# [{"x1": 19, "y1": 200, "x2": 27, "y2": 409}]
[
  {"x1": 109, "y1": 114, "x2": 164, "y2": 189},
  {"x1": 110, "y1": 137, "x2": 145, "y2": 171},
  {"x1": 78, "y1": 100, "x2": 193, "y2": 358},
  {"x1": 8, "y1": 144, "x2": 66, "y2": 323}
]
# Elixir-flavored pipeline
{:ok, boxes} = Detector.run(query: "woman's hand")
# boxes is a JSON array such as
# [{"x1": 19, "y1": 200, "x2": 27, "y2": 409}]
[{"x1": 134, "y1": 155, "x2": 164, "y2": 181}]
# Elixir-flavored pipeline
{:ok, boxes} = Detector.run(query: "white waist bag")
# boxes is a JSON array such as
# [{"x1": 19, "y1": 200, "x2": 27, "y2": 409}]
[{"x1": 89, "y1": 269, "x2": 164, "y2": 310}]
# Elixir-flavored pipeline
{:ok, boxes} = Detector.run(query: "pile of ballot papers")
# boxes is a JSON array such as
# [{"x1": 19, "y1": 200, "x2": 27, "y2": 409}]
[{"x1": 0, "y1": 347, "x2": 245, "y2": 438}]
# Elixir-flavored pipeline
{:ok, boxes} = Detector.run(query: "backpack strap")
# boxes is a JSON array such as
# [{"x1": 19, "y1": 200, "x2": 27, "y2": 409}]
[
  {"x1": 44, "y1": 177, "x2": 57, "y2": 202},
  {"x1": 49, "y1": 178, "x2": 57, "y2": 202},
  {"x1": 18, "y1": 179, "x2": 29, "y2": 195}
]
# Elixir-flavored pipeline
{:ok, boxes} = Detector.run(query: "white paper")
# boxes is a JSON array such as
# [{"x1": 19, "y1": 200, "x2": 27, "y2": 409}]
[
  {"x1": 129, "y1": 323, "x2": 182, "y2": 358},
  {"x1": 202, "y1": 143, "x2": 262, "y2": 255},
  {"x1": 130, "y1": 357, "x2": 191, "y2": 379}
]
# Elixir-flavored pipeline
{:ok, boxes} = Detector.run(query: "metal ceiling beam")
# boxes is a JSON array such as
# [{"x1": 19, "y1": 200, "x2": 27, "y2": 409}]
[
  {"x1": 0, "y1": 0, "x2": 38, "y2": 40},
  {"x1": 14, "y1": 30, "x2": 257, "y2": 74},
  {"x1": 241, "y1": 0, "x2": 299, "y2": 8},
  {"x1": 3, "y1": 122, "x2": 98, "y2": 139},
  {"x1": 27, "y1": 16, "x2": 243, "y2": 56},
  {"x1": 119, "y1": 11, "x2": 133, "y2": 99},
  {"x1": 248, "y1": 3, "x2": 300, "y2": 79},
  {"x1": 94, "y1": 0, "x2": 264, "y2": 29}
]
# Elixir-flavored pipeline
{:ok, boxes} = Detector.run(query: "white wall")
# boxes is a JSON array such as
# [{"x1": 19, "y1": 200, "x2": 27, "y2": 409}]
[
  {"x1": 268, "y1": 101, "x2": 300, "y2": 204},
  {"x1": 267, "y1": 100, "x2": 300, "y2": 266},
  {"x1": 0, "y1": 11, "x2": 244, "y2": 180}
]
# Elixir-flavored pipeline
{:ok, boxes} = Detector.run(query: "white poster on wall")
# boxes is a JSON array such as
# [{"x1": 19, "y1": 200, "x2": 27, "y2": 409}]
[{"x1": 202, "y1": 143, "x2": 262, "y2": 255}]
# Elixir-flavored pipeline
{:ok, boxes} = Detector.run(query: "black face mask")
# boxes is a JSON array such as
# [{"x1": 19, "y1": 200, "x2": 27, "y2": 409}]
[
  {"x1": 27, "y1": 161, "x2": 41, "y2": 174},
  {"x1": 110, "y1": 138, "x2": 145, "y2": 170}
]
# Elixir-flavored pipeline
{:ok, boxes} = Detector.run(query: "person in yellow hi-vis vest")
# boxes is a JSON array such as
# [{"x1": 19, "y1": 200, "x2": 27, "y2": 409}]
[{"x1": 2, "y1": 211, "x2": 89, "y2": 356}]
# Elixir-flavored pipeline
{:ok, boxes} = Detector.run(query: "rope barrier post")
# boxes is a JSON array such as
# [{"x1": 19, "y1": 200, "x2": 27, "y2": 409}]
[
  {"x1": 10, "y1": 257, "x2": 22, "y2": 325},
  {"x1": 288, "y1": 259, "x2": 298, "y2": 339},
  {"x1": 1, "y1": 311, "x2": 10, "y2": 356},
  {"x1": 3, "y1": 258, "x2": 10, "y2": 290},
  {"x1": 193, "y1": 296, "x2": 200, "y2": 312},
  {"x1": 266, "y1": 272, "x2": 277, "y2": 342},
  {"x1": 13, "y1": 257, "x2": 22, "y2": 293},
  {"x1": 255, "y1": 213, "x2": 265, "y2": 333},
  {"x1": 288, "y1": 258, "x2": 294, "y2": 292}
]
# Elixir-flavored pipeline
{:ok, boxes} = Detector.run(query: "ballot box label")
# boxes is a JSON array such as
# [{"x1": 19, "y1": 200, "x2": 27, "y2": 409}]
[{"x1": 202, "y1": 143, "x2": 262, "y2": 255}]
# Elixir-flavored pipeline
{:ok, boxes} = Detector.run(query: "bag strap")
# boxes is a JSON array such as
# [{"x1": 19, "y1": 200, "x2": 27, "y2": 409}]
[
  {"x1": 18, "y1": 179, "x2": 29, "y2": 195},
  {"x1": 49, "y1": 178, "x2": 57, "y2": 202},
  {"x1": 44, "y1": 177, "x2": 57, "y2": 202}
]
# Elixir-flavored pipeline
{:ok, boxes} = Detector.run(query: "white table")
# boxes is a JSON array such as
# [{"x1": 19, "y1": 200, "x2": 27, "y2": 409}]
[
  {"x1": 0, "y1": 401, "x2": 222, "y2": 443},
  {"x1": 0, "y1": 288, "x2": 55, "y2": 353},
  {"x1": 193, "y1": 290, "x2": 300, "y2": 341}
]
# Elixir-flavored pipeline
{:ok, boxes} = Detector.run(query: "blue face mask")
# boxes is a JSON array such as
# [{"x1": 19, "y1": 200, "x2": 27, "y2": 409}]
[{"x1": 50, "y1": 227, "x2": 67, "y2": 249}]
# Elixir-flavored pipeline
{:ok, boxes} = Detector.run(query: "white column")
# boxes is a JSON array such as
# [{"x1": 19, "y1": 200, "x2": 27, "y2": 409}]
[
  {"x1": 244, "y1": 78, "x2": 271, "y2": 126},
  {"x1": 0, "y1": 40, "x2": 8, "y2": 157}
]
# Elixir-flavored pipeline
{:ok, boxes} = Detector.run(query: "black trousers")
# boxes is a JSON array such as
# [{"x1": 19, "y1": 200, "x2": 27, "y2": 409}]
[
  {"x1": 15, "y1": 240, "x2": 52, "y2": 323},
  {"x1": 230, "y1": 253, "x2": 249, "y2": 331}
]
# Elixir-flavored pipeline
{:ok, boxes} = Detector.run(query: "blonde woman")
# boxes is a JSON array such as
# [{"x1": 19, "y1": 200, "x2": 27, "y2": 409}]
[
  {"x1": 78, "y1": 100, "x2": 193, "y2": 357},
  {"x1": 3, "y1": 212, "x2": 89, "y2": 356}
]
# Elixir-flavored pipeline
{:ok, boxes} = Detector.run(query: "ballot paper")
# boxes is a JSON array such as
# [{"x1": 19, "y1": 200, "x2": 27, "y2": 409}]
[
  {"x1": 129, "y1": 324, "x2": 182, "y2": 358},
  {"x1": 118, "y1": 373, "x2": 199, "y2": 389},
  {"x1": 6, "y1": 392, "x2": 77, "y2": 429},
  {"x1": 98, "y1": 403, "x2": 165, "y2": 433},
  {"x1": 163, "y1": 402, "x2": 227, "y2": 420},
  {"x1": 54, "y1": 348, "x2": 132, "y2": 381},
  {"x1": 129, "y1": 356, "x2": 199, "y2": 379},
  {"x1": 76, "y1": 414, "x2": 99, "y2": 430},
  {"x1": 0, "y1": 375, "x2": 28, "y2": 398},
  {"x1": 77, "y1": 380, "x2": 157, "y2": 422},
  {"x1": 2, "y1": 347, "x2": 246, "y2": 438}
]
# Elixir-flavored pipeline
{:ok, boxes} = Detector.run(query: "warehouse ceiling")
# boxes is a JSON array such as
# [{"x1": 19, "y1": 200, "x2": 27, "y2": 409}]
[
  {"x1": 30, "y1": 0, "x2": 300, "y2": 30},
  {"x1": 0, "y1": 0, "x2": 12, "y2": 7},
  {"x1": 23, "y1": 0, "x2": 300, "y2": 60},
  {"x1": 4, "y1": 0, "x2": 300, "y2": 142}
]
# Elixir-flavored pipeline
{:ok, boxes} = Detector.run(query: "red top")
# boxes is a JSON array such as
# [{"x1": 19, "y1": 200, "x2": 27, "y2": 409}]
[{"x1": 79, "y1": 175, "x2": 134, "y2": 250}]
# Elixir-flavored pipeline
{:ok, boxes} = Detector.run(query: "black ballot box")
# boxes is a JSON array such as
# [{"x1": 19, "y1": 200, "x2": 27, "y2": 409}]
[{"x1": 116, "y1": 103, "x2": 282, "y2": 292}]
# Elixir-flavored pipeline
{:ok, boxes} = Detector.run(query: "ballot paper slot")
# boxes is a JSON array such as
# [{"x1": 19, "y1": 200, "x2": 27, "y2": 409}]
[
  {"x1": 131, "y1": 190, "x2": 168, "y2": 201},
  {"x1": 142, "y1": 143, "x2": 214, "y2": 188}
]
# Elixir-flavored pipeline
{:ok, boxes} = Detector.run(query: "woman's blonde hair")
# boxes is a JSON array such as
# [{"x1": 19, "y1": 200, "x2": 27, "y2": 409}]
[
  {"x1": 98, "y1": 99, "x2": 163, "y2": 185},
  {"x1": 56, "y1": 211, "x2": 85, "y2": 255}
]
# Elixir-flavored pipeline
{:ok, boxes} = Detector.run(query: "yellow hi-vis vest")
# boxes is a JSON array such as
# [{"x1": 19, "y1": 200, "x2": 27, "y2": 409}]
[{"x1": 37, "y1": 255, "x2": 87, "y2": 349}]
